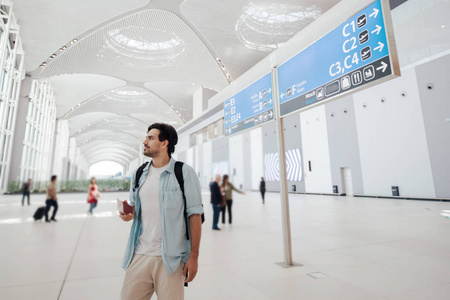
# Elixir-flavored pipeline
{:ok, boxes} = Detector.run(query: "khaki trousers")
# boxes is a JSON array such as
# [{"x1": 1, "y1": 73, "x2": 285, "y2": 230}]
[{"x1": 121, "y1": 255, "x2": 184, "y2": 300}]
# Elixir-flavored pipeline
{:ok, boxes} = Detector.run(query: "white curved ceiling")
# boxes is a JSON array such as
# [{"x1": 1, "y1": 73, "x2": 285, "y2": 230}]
[{"x1": 13, "y1": 0, "x2": 341, "y2": 167}]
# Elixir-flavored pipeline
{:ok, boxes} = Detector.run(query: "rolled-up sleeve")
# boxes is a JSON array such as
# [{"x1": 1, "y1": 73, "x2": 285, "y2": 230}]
[{"x1": 182, "y1": 164, "x2": 204, "y2": 217}]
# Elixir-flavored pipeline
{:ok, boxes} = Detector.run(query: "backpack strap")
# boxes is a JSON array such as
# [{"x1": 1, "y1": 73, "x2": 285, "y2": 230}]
[
  {"x1": 134, "y1": 162, "x2": 149, "y2": 191},
  {"x1": 174, "y1": 161, "x2": 190, "y2": 240}
]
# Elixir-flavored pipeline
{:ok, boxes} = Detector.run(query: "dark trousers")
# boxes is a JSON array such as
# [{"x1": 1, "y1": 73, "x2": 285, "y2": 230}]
[
  {"x1": 212, "y1": 204, "x2": 221, "y2": 229},
  {"x1": 22, "y1": 192, "x2": 30, "y2": 205},
  {"x1": 260, "y1": 191, "x2": 265, "y2": 203},
  {"x1": 45, "y1": 199, "x2": 58, "y2": 221},
  {"x1": 221, "y1": 199, "x2": 233, "y2": 224},
  {"x1": 89, "y1": 202, "x2": 97, "y2": 214}
]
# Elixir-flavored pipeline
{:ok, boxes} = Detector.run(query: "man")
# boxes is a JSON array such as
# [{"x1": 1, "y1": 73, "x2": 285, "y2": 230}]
[
  {"x1": 45, "y1": 175, "x2": 58, "y2": 222},
  {"x1": 21, "y1": 178, "x2": 32, "y2": 206},
  {"x1": 120, "y1": 123, "x2": 203, "y2": 300},
  {"x1": 210, "y1": 174, "x2": 222, "y2": 230}
]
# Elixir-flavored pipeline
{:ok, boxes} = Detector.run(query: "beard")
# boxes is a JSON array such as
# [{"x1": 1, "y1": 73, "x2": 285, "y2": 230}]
[{"x1": 143, "y1": 147, "x2": 158, "y2": 158}]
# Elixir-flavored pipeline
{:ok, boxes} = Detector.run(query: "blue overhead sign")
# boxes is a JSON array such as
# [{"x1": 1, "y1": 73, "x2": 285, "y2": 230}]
[
  {"x1": 277, "y1": 0, "x2": 398, "y2": 116},
  {"x1": 224, "y1": 73, "x2": 273, "y2": 136}
]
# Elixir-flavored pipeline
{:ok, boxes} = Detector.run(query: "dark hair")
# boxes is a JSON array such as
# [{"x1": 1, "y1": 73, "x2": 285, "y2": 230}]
[
  {"x1": 148, "y1": 123, "x2": 178, "y2": 157},
  {"x1": 51, "y1": 175, "x2": 57, "y2": 181},
  {"x1": 222, "y1": 174, "x2": 229, "y2": 186}
]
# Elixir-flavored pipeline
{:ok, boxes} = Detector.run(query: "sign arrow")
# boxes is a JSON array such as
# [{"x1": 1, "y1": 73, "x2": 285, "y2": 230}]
[
  {"x1": 377, "y1": 61, "x2": 388, "y2": 73},
  {"x1": 268, "y1": 111, "x2": 273, "y2": 118},
  {"x1": 280, "y1": 93, "x2": 285, "y2": 99},
  {"x1": 268, "y1": 98, "x2": 272, "y2": 105},
  {"x1": 374, "y1": 42, "x2": 384, "y2": 52},
  {"x1": 268, "y1": 88, "x2": 272, "y2": 94},
  {"x1": 371, "y1": 25, "x2": 382, "y2": 35},
  {"x1": 369, "y1": 8, "x2": 379, "y2": 18}
]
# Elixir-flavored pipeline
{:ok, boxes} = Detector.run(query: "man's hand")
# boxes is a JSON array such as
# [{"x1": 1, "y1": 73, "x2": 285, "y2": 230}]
[
  {"x1": 183, "y1": 256, "x2": 198, "y2": 283},
  {"x1": 119, "y1": 200, "x2": 134, "y2": 221}
]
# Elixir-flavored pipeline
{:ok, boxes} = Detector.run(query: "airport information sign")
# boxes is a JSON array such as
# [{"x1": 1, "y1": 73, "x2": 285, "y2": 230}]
[
  {"x1": 277, "y1": 0, "x2": 398, "y2": 116},
  {"x1": 224, "y1": 73, "x2": 273, "y2": 136}
]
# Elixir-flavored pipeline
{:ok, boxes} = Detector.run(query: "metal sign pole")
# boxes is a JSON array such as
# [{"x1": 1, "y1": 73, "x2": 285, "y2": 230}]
[{"x1": 272, "y1": 67, "x2": 293, "y2": 266}]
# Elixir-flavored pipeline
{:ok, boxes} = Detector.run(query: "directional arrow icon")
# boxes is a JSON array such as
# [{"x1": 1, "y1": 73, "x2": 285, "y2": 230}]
[
  {"x1": 371, "y1": 25, "x2": 382, "y2": 35},
  {"x1": 369, "y1": 8, "x2": 379, "y2": 18},
  {"x1": 268, "y1": 88, "x2": 272, "y2": 93},
  {"x1": 280, "y1": 93, "x2": 285, "y2": 99},
  {"x1": 377, "y1": 61, "x2": 388, "y2": 72},
  {"x1": 374, "y1": 42, "x2": 384, "y2": 52}
]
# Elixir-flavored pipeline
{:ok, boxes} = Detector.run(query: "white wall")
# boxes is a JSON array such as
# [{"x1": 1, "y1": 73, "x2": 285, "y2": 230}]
[
  {"x1": 202, "y1": 141, "x2": 212, "y2": 187},
  {"x1": 186, "y1": 147, "x2": 194, "y2": 167},
  {"x1": 228, "y1": 134, "x2": 244, "y2": 188},
  {"x1": 354, "y1": 68, "x2": 435, "y2": 197},
  {"x1": 250, "y1": 127, "x2": 264, "y2": 190},
  {"x1": 300, "y1": 106, "x2": 333, "y2": 193}
]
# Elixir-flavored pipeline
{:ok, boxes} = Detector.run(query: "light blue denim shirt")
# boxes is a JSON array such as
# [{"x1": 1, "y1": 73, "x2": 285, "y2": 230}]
[{"x1": 121, "y1": 158, "x2": 203, "y2": 275}]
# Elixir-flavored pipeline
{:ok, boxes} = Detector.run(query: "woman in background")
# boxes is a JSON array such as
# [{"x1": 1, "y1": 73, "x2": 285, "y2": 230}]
[
  {"x1": 221, "y1": 174, "x2": 245, "y2": 224},
  {"x1": 87, "y1": 177, "x2": 100, "y2": 215}
]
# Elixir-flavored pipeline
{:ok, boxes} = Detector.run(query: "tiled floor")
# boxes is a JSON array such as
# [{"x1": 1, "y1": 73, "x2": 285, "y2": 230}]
[{"x1": 1, "y1": 191, "x2": 449, "y2": 299}]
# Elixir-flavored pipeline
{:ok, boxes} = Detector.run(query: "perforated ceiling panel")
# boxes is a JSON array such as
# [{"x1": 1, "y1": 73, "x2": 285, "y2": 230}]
[
  {"x1": 13, "y1": 0, "x2": 150, "y2": 72},
  {"x1": 181, "y1": 0, "x2": 340, "y2": 79},
  {"x1": 72, "y1": 115, "x2": 147, "y2": 138},
  {"x1": 38, "y1": 9, "x2": 229, "y2": 91},
  {"x1": 66, "y1": 86, "x2": 181, "y2": 125},
  {"x1": 50, "y1": 74, "x2": 126, "y2": 118}
]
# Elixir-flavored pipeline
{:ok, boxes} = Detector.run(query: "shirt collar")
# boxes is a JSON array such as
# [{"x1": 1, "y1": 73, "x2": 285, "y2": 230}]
[{"x1": 147, "y1": 157, "x2": 175, "y2": 174}]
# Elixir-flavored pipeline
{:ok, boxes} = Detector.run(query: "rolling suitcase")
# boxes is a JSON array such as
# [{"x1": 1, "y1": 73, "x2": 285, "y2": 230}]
[{"x1": 33, "y1": 206, "x2": 45, "y2": 221}]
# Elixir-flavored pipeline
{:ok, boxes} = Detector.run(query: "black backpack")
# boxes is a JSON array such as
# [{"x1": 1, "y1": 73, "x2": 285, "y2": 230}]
[{"x1": 134, "y1": 161, "x2": 204, "y2": 240}]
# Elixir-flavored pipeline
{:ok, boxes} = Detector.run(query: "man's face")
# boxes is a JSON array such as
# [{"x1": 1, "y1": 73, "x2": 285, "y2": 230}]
[
  {"x1": 215, "y1": 174, "x2": 221, "y2": 183},
  {"x1": 143, "y1": 129, "x2": 166, "y2": 158}
]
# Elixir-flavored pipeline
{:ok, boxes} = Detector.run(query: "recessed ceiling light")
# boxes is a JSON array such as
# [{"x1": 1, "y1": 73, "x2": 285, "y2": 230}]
[{"x1": 442, "y1": 25, "x2": 446, "y2": 28}]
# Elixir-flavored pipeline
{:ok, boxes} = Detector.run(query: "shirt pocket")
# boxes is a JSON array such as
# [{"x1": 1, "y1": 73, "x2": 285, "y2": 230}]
[{"x1": 164, "y1": 190, "x2": 183, "y2": 209}]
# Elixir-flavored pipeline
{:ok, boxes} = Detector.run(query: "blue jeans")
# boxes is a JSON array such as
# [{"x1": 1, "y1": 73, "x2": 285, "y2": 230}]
[
  {"x1": 22, "y1": 192, "x2": 30, "y2": 205},
  {"x1": 212, "y1": 204, "x2": 221, "y2": 229},
  {"x1": 89, "y1": 202, "x2": 97, "y2": 214}
]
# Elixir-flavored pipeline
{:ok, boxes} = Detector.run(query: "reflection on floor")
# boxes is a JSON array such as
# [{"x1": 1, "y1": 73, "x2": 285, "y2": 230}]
[{"x1": 1, "y1": 191, "x2": 450, "y2": 300}]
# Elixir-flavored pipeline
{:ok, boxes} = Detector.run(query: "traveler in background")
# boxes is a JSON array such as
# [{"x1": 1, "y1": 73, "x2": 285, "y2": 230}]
[
  {"x1": 210, "y1": 174, "x2": 222, "y2": 230},
  {"x1": 119, "y1": 123, "x2": 203, "y2": 300},
  {"x1": 21, "y1": 178, "x2": 32, "y2": 206},
  {"x1": 209, "y1": 177, "x2": 214, "y2": 191},
  {"x1": 221, "y1": 174, "x2": 245, "y2": 224},
  {"x1": 259, "y1": 177, "x2": 266, "y2": 204},
  {"x1": 87, "y1": 177, "x2": 99, "y2": 215},
  {"x1": 45, "y1": 175, "x2": 58, "y2": 222}
]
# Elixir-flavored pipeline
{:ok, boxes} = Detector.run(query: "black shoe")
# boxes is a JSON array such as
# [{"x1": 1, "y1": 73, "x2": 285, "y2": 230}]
[
  {"x1": 51, "y1": 218, "x2": 57, "y2": 222},
  {"x1": 45, "y1": 220, "x2": 50, "y2": 223},
  {"x1": 212, "y1": 227, "x2": 221, "y2": 230}
]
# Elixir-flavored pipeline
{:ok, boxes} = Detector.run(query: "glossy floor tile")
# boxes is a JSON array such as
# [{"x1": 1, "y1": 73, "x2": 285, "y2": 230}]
[{"x1": 0, "y1": 191, "x2": 449, "y2": 299}]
